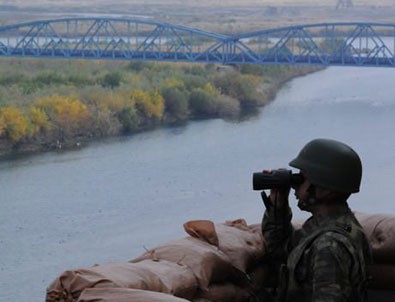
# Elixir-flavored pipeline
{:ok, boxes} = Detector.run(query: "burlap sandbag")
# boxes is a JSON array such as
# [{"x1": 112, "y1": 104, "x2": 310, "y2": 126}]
[
  {"x1": 183, "y1": 219, "x2": 265, "y2": 273},
  {"x1": 216, "y1": 221, "x2": 265, "y2": 272},
  {"x1": 368, "y1": 264, "x2": 395, "y2": 290},
  {"x1": 46, "y1": 260, "x2": 197, "y2": 302},
  {"x1": 77, "y1": 288, "x2": 191, "y2": 302},
  {"x1": 355, "y1": 212, "x2": 395, "y2": 264},
  {"x1": 130, "y1": 237, "x2": 247, "y2": 289},
  {"x1": 192, "y1": 282, "x2": 251, "y2": 302}
]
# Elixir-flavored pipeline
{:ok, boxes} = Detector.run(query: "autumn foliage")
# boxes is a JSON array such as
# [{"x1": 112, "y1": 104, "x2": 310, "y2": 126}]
[
  {"x1": 0, "y1": 106, "x2": 30, "y2": 142},
  {"x1": 37, "y1": 95, "x2": 92, "y2": 139},
  {"x1": 0, "y1": 59, "x2": 317, "y2": 153}
]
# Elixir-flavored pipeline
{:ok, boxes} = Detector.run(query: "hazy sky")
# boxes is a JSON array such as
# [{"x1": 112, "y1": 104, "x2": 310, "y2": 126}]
[{"x1": 0, "y1": 0, "x2": 394, "y2": 7}]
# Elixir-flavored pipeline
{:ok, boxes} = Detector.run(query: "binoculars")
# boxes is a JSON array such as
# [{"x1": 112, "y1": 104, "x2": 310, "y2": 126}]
[{"x1": 252, "y1": 169, "x2": 304, "y2": 190}]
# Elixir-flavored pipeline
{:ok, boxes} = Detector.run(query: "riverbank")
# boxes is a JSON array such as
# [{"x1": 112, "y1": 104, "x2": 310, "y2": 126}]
[
  {"x1": 0, "y1": 61, "x2": 321, "y2": 158},
  {"x1": 2, "y1": 64, "x2": 395, "y2": 302}
]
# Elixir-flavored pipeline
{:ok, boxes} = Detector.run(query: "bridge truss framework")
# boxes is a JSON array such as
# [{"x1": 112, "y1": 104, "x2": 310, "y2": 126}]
[{"x1": 0, "y1": 18, "x2": 395, "y2": 67}]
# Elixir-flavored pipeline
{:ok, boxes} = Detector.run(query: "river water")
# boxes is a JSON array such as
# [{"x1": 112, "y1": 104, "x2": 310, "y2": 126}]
[{"x1": 1, "y1": 66, "x2": 395, "y2": 301}]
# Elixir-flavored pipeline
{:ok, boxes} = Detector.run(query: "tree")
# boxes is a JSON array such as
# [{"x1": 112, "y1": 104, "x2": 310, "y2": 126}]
[
  {"x1": 131, "y1": 89, "x2": 164, "y2": 120},
  {"x1": 116, "y1": 107, "x2": 139, "y2": 133},
  {"x1": 161, "y1": 86, "x2": 189, "y2": 121},
  {"x1": 214, "y1": 94, "x2": 240, "y2": 118},
  {"x1": 189, "y1": 88, "x2": 216, "y2": 117},
  {"x1": 0, "y1": 106, "x2": 30, "y2": 142},
  {"x1": 202, "y1": 83, "x2": 219, "y2": 97},
  {"x1": 29, "y1": 107, "x2": 51, "y2": 135},
  {"x1": 101, "y1": 72, "x2": 122, "y2": 89},
  {"x1": 213, "y1": 72, "x2": 263, "y2": 107},
  {"x1": 37, "y1": 95, "x2": 92, "y2": 139},
  {"x1": 0, "y1": 115, "x2": 5, "y2": 138}
]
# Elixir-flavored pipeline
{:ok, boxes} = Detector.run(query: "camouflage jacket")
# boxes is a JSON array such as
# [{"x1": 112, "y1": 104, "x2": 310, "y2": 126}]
[{"x1": 261, "y1": 203, "x2": 371, "y2": 302}]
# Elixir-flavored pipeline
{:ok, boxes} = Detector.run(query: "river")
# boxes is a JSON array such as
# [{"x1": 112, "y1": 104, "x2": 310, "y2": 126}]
[{"x1": 1, "y1": 66, "x2": 395, "y2": 301}]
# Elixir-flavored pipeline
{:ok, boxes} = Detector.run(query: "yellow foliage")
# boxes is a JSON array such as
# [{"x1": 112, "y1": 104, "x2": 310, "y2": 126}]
[
  {"x1": 89, "y1": 91, "x2": 127, "y2": 113},
  {"x1": 242, "y1": 74, "x2": 260, "y2": 86},
  {"x1": 29, "y1": 107, "x2": 51, "y2": 134},
  {"x1": 131, "y1": 89, "x2": 164, "y2": 119},
  {"x1": 0, "y1": 106, "x2": 30, "y2": 142},
  {"x1": 163, "y1": 78, "x2": 185, "y2": 90},
  {"x1": 0, "y1": 116, "x2": 5, "y2": 137},
  {"x1": 202, "y1": 83, "x2": 219, "y2": 97},
  {"x1": 38, "y1": 95, "x2": 90, "y2": 123},
  {"x1": 123, "y1": 73, "x2": 142, "y2": 87},
  {"x1": 150, "y1": 90, "x2": 165, "y2": 118},
  {"x1": 37, "y1": 95, "x2": 92, "y2": 136}
]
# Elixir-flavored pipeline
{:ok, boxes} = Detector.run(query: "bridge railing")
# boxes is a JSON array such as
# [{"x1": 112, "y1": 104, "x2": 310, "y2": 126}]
[
  {"x1": 228, "y1": 23, "x2": 395, "y2": 67},
  {"x1": 0, "y1": 18, "x2": 228, "y2": 62},
  {"x1": 1, "y1": 19, "x2": 395, "y2": 67}
]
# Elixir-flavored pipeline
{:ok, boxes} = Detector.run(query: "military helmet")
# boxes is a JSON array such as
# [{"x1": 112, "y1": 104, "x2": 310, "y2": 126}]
[{"x1": 289, "y1": 138, "x2": 362, "y2": 193}]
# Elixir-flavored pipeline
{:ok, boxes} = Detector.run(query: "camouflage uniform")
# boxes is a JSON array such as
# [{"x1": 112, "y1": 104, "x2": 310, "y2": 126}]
[{"x1": 261, "y1": 203, "x2": 371, "y2": 302}]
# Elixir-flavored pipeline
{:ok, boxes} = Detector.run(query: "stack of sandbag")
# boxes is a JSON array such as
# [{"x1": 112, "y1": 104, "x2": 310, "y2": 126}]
[
  {"x1": 77, "y1": 288, "x2": 192, "y2": 302},
  {"x1": 46, "y1": 259, "x2": 198, "y2": 302},
  {"x1": 354, "y1": 212, "x2": 395, "y2": 290},
  {"x1": 46, "y1": 218, "x2": 266, "y2": 302},
  {"x1": 132, "y1": 219, "x2": 266, "y2": 302}
]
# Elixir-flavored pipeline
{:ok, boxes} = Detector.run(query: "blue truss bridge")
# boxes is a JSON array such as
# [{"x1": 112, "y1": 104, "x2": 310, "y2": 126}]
[{"x1": 1, "y1": 18, "x2": 395, "y2": 67}]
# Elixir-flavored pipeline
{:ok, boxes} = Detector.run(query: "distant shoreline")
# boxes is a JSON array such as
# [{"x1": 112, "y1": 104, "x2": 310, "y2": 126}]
[
  {"x1": 1, "y1": 1, "x2": 395, "y2": 34},
  {"x1": 0, "y1": 64, "x2": 322, "y2": 159}
]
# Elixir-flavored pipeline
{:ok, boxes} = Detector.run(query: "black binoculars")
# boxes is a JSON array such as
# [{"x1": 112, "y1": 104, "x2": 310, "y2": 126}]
[{"x1": 252, "y1": 169, "x2": 304, "y2": 190}]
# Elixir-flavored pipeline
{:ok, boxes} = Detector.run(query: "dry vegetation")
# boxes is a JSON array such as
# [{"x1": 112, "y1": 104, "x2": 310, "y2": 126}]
[
  {"x1": 2, "y1": 1, "x2": 395, "y2": 8},
  {"x1": 1, "y1": 0, "x2": 395, "y2": 33},
  {"x1": 0, "y1": 58, "x2": 318, "y2": 155}
]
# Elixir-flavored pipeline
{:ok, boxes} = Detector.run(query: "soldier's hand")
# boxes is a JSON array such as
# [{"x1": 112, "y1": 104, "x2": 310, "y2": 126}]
[
  {"x1": 260, "y1": 169, "x2": 290, "y2": 208},
  {"x1": 269, "y1": 186, "x2": 290, "y2": 208}
]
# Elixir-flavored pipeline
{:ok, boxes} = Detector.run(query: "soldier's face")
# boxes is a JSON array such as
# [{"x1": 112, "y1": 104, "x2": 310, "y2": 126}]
[
  {"x1": 294, "y1": 174, "x2": 334, "y2": 213},
  {"x1": 295, "y1": 176, "x2": 313, "y2": 211}
]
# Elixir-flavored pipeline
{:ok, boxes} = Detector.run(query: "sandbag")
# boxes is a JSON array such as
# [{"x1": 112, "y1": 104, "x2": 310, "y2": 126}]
[
  {"x1": 46, "y1": 260, "x2": 197, "y2": 302},
  {"x1": 130, "y1": 237, "x2": 247, "y2": 289},
  {"x1": 183, "y1": 219, "x2": 266, "y2": 273},
  {"x1": 355, "y1": 212, "x2": 395, "y2": 264},
  {"x1": 192, "y1": 282, "x2": 251, "y2": 302},
  {"x1": 77, "y1": 288, "x2": 191, "y2": 302},
  {"x1": 368, "y1": 264, "x2": 395, "y2": 290},
  {"x1": 183, "y1": 219, "x2": 219, "y2": 246},
  {"x1": 216, "y1": 220, "x2": 265, "y2": 272}
]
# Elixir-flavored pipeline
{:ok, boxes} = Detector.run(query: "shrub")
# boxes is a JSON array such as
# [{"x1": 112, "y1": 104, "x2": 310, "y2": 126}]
[
  {"x1": 213, "y1": 72, "x2": 263, "y2": 107},
  {"x1": 34, "y1": 72, "x2": 66, "y2": 85},
  {"x1": 127, "y1": 61, "x2": 153, "y2": 72},
  {"x1": 214, "y1": 94, "x2": 240, "y2": 118},
  {"x1": 189, "y1": 88, "x2": 216, "y2": 117},
  {"x1": 29, "y1": 107, "x2": 51, "y2": 135},
  {"x1": 116, "y1": 107, "x2": 139, "y2": 132},
  {"x1": 101, "y1": 72, "x2": 122, "y2": 89},
  {"x1": 183, "y1": 75, "x2": 207, "y2": 91},
  {"x1": 161, "y1": 87, "x2": 189, "y2": 121},
  {"x1": 37, "y1": 95, "x2": 92, "y2": 138},
  {"x1": 0, "y1": 106, "x2": 30, "y2": 142},
  {"x1": 91, "y1": 108, "x2": 122, "y2": 136},
  {"x1": 131, "y1": 89, "x2": 164, "y2": 120}
]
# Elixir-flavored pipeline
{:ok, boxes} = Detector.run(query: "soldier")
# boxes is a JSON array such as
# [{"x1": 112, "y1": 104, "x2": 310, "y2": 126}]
[{"x1": 260, "y1": 138, "x2": 371, "y2": 302}]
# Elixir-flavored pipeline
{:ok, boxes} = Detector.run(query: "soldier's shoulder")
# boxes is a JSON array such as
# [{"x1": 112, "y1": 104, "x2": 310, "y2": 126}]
[{"x1": 311, "y1": 230, "x2": 352, "y2": 252}]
